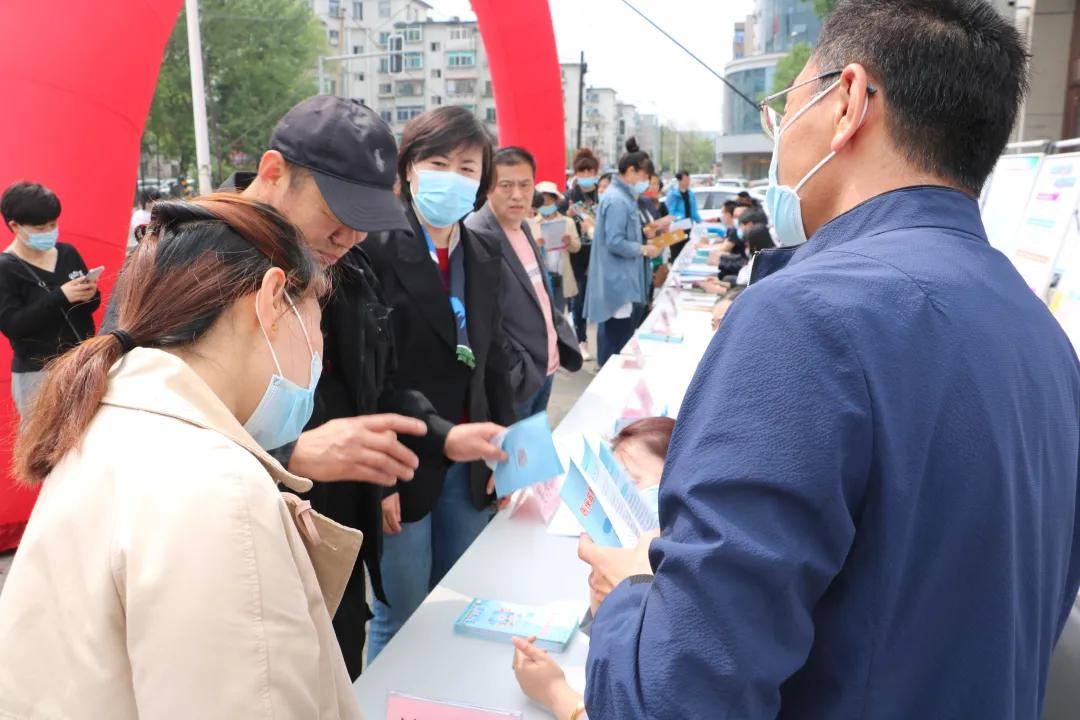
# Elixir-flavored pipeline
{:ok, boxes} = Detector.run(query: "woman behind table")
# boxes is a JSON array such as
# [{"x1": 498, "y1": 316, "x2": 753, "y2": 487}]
[
  {"x1": 585, "y1": 138, "x2": 662, "y2": 367},
  {"x1": 363, "y1": 106, "x2": 516, "y2": 662},
  {"x1": 511, "y1": 417, "x2": 676, "y2": 720},
  {"x1": 0, "y1": 194, "x2": 364, "y2": 719},
  {"x1": 528, "y1": 180, "x2": 581, "y2": 314},
  {"x1": 0, "y1": 181, "x2": 101, "y2": 417}
]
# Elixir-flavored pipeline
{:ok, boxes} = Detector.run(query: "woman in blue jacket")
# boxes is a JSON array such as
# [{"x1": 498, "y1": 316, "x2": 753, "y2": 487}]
[{"x1": 584, "y1": 138, "x2": 661, "y2": 366}]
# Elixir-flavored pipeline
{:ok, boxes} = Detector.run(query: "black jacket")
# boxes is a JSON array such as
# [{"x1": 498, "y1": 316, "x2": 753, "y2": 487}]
[
  {"x1": 561, "y1": 184, "x2": 598, "y2": 278},
  {"x1": 301, "y1": 246, "x2": 453, "y2": 601},
  {"x1": 0, "y1": 244, "x2": 100, "y2": 372},
  {"x1": 364, "y1": 204, "x2": 516, "y2": 523}
]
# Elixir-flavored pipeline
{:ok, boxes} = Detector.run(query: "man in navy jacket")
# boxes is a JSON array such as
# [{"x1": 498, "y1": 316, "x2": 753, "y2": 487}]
[{"x1": 583, "y1": 1, "x2": 1080, "y2": 718}]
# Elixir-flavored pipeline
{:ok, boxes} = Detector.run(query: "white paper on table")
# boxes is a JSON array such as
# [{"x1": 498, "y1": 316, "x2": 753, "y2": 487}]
[
  {"x1": 671, "y1": 218, "x2": 692, "y2": 232},
  {"x1": 546, "y1": 501, "x2": 586, "y2": 537}
]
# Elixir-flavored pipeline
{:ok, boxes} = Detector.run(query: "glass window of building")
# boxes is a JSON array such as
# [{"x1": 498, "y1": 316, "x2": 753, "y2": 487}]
[
  {"x1": 352, "y1": 1, "x2": 362, "y2": 20},
  {"x1": 758, "y1": 0, "x2": 822, "y2": 55},
  {"x1": 447, "y1": 51, "x2": 476, "y2": 68},
  {"x1": 397, "y1": 106, "x2": 423, "y2": 122},
  {"x1": 378, "y1": 0, "x2": 390, "y2": 18},
  {"x1": 405, "y1": 25, "x2": 422, "y2": 43},
  {"x1": 404, "y1": 52, "x2": 423, "y2": 69}
]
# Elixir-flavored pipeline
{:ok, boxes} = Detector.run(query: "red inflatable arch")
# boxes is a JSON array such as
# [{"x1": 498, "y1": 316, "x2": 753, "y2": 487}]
[{"x1": 0, "y1": 1, "x2": 565, "y2": 549}]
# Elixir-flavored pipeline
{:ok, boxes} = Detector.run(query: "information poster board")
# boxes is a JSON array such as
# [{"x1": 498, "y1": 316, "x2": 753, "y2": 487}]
[
  {"x1": 1051, "y1": 265, "x2": 1080, "y2": 353},
  {"x1": 980, "y1": 153, "x2": 1043, "y2": 253},
  {"x1": 1007, "y1": 152, "x2": 1080, "y2": 299}
]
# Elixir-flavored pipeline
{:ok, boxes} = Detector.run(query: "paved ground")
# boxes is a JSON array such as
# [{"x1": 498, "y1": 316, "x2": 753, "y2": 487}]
[
  {"x1": 0, "y1": 335, "x2": 601, "y2": 600},
  {"x1": 0, "y1": 551, "x2": 11, "y2": 595}
]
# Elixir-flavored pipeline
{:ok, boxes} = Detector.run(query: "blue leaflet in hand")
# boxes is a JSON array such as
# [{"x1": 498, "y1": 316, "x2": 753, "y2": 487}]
[
  {"x1": 558, "y1": 460, "x2": 621, "y2": 548},
  {"x1": 494, "y1": 411, "x2": 564, "y2": 498}
]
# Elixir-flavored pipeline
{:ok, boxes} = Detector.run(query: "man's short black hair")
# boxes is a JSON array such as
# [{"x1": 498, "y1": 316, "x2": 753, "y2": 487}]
[
  {"x1": 740, "y1": 210, "x2": 768, "y2": 227},
  {"x1": 814, "y1": 0, "x2": 1027, "y2": 195},
  {"x1": 722, "y1": 200, "x2": 739, "y2": 215},
  {"x1": 675, "y1": 170, "x2": 689, "y2": 181},
  {"x1": 493, "y1": 146, "x2": 536, "y2": 176},
  {"x1": 1, "y1": 182, "x2": 61, "y2": 227}
]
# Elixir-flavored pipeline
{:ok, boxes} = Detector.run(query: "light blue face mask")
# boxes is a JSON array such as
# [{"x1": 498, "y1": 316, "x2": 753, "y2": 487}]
[
  {"x1": 576, "y1": 176, "x2": 598, "y2": 190},
  {"x1": 737, "y1": 226, "x2": 745, "y2": 240},
  {"x1": 413, "y1": 169, "x2": 481, "y2": 228},
  {"x1": 538, "y1": 204, "x2": 558, "y2": 217},
  {"x1": 638, "y1": 484, "x2": 660, "y2": 520},
  {"x1": 632, "y1": 179, "x2": 650, "y2": 196},
  {"x1": 243, "y1": 294, "x2": 322, "y2": 451},
  {"x1": 766, "y1": 78, "x2": 869, "y2": 247},
  {"x1": 22, "y1": 226, "x2": 59, "y2": 252}
]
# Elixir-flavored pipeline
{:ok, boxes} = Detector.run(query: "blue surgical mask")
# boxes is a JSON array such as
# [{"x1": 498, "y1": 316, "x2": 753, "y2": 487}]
[
  {"x1": 243, "y1": 294, "x2": 322, "y2": 451},
  {"x1": 577, "y1": 176, "x2": 598, "y2": 190},
  {"x1": 22, "y1": 226, "x2": 58, "y2": 251},
  {"x1": 638, "y1": 484, "x2": 660, "y2": 520},
  {"x1": 538, "y1": 204, "x2": 558, "y2": 217},
  {"x1": 412, "y1": 169, "x2": 481, "y2": 228},
  {"x1": 766, "y1": 79, "x2": 868, "y2": 247},
  {"x1": 632, "y1": 179, "x2": 650, "y2": 196},
  {"x1": 737, "y1": 226, "x2": 745, "y2": 240}
]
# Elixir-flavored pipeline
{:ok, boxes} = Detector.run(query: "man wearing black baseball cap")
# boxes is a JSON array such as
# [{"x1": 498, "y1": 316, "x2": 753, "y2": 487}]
[{"x1": 226, "y1": 96, "x2": 507, "y2": 678}]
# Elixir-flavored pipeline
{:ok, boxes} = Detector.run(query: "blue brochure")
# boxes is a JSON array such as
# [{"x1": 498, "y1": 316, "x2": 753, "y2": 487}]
[
  {"x1": 558, "y1": 460, "x2": 621, "y2": 548},
  {"x1": 454, "y1": 598, "x2": 581, "y2": 653},
  {"x1": 493, "y1": 411, "x2": 564, "y2": 498}
]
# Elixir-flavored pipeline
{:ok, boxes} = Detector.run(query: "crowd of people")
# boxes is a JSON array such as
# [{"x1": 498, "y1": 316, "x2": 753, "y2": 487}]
[{"x1": 1, "y1": 0, "x2": 1080, "y2": 719}]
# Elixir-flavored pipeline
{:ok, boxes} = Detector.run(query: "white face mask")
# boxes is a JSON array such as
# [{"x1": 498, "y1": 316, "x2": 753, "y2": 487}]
[{"x1": 765, "y1": 79, "x2": 870, "y2": 247}]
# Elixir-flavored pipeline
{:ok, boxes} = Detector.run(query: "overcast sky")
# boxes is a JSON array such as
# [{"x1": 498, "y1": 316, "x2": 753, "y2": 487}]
[{"x1": 427, "y1": 0, "x2": 756, "y2": 131}]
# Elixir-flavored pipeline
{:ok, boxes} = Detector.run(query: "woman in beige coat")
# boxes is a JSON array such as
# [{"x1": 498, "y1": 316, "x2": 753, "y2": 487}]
[
  {"x1": 528, "y1": 180, "x2": 581, "y2": 311},
  {"x1": 0, "y1": 194, "x2": 363, "y2": 719}
]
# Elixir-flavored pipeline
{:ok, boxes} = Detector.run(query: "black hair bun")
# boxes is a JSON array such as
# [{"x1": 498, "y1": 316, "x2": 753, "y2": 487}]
[{"x1": 625, "y1": 137, "x2": 640, "y2": 153}]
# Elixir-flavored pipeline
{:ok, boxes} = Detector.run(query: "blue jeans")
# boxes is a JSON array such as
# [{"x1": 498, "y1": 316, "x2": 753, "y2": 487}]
[
  {"x1": 514, "y1": 372, "x2": 555, "y2": 421},
  {"x1": 571, "y1": 273, "x2": 588, "y2": 343},
  {"x1": 367, "y1": 463, "x2": 493, "y2": 662},
  {"x1": 598, "y1": 311, "x2": 638, "y2": 367}
]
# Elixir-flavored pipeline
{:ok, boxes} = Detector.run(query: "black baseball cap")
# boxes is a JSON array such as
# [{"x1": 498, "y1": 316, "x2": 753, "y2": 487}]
[{"x1": 270, "y1": 95, "x2": 408, "y2": 232}]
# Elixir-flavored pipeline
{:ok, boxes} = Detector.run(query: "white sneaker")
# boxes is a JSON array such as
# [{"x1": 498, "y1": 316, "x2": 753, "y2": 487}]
[{"x1": 579, "y1": 342, "x2": 592, "y2": 361}]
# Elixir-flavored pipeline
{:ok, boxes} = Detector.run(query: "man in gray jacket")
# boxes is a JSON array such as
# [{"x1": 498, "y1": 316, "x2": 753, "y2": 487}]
[{"x1": 466, "y1": 146, "x2": 578, "y2": 419}]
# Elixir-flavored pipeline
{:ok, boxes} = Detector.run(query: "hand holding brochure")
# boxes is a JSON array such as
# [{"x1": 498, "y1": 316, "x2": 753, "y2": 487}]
[
  {"x1": 454, "y1": 598, "x2": 581, "y2": 653},
  {"x1": 489, "y1": 412, "x2": 564, "y2": 498}
]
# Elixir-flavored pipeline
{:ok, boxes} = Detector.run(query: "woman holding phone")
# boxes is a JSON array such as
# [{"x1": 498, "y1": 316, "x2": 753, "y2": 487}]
[{"x1": 0, "y1": 181, "x2": 101, "y2": 416}]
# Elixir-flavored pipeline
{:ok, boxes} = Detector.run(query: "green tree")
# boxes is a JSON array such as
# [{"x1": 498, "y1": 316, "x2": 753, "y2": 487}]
[
  {"x1": 657, "y1": 127, "x2": 716, "y2": 175},
  {"x1": 813, "y1": 0, "x2": 838, "y2": 18},
  {"x1": 769, "y1": 42, "x2": 813, "y2": 100},
  {"x1": 145, "y1": 0, "x2": 326, "y2": 185}
]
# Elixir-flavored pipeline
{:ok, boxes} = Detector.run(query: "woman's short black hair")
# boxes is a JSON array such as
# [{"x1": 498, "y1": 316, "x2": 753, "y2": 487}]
[
  {"x1": 1, "y1": 182, "x2": 62, "y2": 227},
  {"x1": 397, "y1": 106, "x2": 494, "y2": 206}
]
